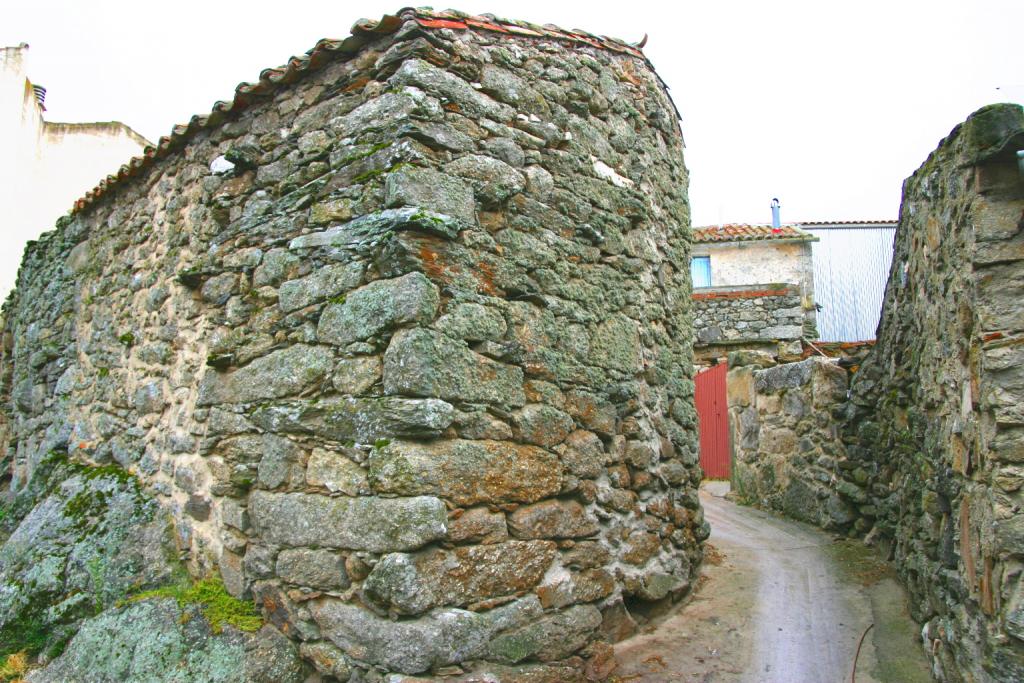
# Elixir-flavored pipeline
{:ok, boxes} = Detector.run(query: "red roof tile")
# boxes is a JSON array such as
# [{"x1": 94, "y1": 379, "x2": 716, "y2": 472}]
[
  {"x1": 691, "y1": 224, "x2": 816, "y2": 243},
  {"x1": 70, "y1": 8, "x2": 656, "y2": 216}
]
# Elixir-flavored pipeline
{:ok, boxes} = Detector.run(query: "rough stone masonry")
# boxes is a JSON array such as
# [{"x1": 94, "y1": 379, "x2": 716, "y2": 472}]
[
  {"x1": 723, "y1": 104, "x2": 1024, "y2": 683},
  {"x1": 835, "y1": 104, "x2": 1024, "y2": 683},
  {"x1": 0, "y1": 8, "x2": 704, "y2": 681}
]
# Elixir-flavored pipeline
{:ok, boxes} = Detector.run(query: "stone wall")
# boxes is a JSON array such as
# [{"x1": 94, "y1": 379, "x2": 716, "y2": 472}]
[
  {"x1": 720, "y1": 105, "x2": 1024, "y2": 682},
  {"x1": 692, "y1": 285, "x2": 811, "y2": 362},
  {"x1": 0, "y1": 10, "x2": 704, "y2": 681},
  {"x1": 727, "y1": 355, "x2": 854, "y2": 530},
  {"x1": 834, "y1": 104, "x2": 1024, "y2": 682}
]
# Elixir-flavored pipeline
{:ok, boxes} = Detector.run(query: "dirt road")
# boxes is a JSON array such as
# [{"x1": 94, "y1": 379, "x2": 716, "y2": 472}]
[{"x1": 614, "y1": 488, "x2": 932, "y2": 683}]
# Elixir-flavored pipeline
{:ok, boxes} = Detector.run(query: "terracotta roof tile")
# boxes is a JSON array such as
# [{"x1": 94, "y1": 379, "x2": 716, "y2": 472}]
[
  {"x1": 691, "y1": 224, "x2": 816, "y2": 243},
  {"x1": 71, "y1": 8, "x2": 657, "y2": 215}
]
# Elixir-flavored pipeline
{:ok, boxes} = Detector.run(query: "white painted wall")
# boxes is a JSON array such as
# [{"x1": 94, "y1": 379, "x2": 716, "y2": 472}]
[
  {"x1": 1, "y1": 44, "x2": 148, "y2": 301},
  {"x1": 691, "y1": 240, "x2": 810, "y2": 288}
]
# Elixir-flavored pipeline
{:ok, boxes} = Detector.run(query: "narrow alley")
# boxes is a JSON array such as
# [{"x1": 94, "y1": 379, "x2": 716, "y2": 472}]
[{"x1": 614, "y1": 487, "x2": 933, "y2": 682}]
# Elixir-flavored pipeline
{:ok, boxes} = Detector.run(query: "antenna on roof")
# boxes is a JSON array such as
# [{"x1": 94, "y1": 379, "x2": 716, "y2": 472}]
[{"x1": 770, "y1": 198, "x2": 781, "y2": 231}]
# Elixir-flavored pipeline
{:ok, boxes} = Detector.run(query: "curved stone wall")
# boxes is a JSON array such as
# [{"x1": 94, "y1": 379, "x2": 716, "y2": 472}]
[{"x1": 0, "y1": 10, "x2": 703, "y2": 680}]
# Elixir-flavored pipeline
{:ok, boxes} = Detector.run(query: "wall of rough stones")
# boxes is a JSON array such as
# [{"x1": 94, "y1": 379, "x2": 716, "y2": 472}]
[
  {"x1": 0, "y1": 9, "x2": 704, "y2": 681},
  {"x1": 692, "y1": 285, "x2": 811, "y2": 362},
  {"x1": 727, "y1": 355, "x2": 855, "y2": 530},
  {"x1": 833, "y1": 104, "x2": 1024, "y2": 682}
]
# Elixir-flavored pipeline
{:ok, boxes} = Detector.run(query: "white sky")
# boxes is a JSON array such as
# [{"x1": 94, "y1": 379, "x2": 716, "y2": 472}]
[{"x1": 3, "y1": 0, "x2": 1022, "y2": 228}]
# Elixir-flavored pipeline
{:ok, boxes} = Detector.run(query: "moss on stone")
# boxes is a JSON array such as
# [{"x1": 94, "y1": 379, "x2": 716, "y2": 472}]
[
  {"x1": 335, "y1": 141, "x2": 391, "y2": 168},
  {"x1": 131, "y1": 577, "x2": 263, "y2": 634},
  {"x1": 351, "y1": 168, "x2": 387, "y2": 184},
  {"x1": 0, "y1": 587, "x2": 66, "y2": 658}
]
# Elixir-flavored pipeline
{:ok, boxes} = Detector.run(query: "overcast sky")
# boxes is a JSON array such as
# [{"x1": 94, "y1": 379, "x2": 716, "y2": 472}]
[{"x1": 4, "y1": 0, "x2": 1022, "y2": 228}]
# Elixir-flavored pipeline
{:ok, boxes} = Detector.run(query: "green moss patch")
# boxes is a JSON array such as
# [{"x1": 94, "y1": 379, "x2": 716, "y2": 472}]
[{"x1": 132, "y1": 577, "x2": 262, "y2": 634}]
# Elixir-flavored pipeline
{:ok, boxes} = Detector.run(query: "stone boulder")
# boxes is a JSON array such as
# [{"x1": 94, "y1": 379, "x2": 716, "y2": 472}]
[
  {"x1": 0, "y1": 456, "x2": 178, "y2": 657},
  {"x1": 27, "y1": 599, "x2": 302, "y2": 683}
]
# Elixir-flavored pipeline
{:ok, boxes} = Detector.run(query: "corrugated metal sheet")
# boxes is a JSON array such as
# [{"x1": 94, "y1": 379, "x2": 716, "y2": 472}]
[
  {"x1": 695, "y1": 364, "x2": 729, "y2": 479},
  {"x1": 805, "y1": 225, "x2": 896, "y2": 342}
]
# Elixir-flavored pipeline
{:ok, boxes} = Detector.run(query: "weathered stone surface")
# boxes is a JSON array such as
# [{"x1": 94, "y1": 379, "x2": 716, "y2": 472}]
[
  {"x1": 454, "y1": 409, "x2": 515, "y2": 440},
  {"x1": 368, "y1": 439, "x2": 562, "y2": 506},
  {"x1": 255, "y1": 434, "x2": 303, "y2": 489},
  {"x1": 487, "y1": 604, "x2": 602, "y2": 663},
  {"x1": 448, "y1": 507, "x2": 509, "y2": 545},
  {"x1": 754, "y1": 360, "x2": 814, "y2": 393},
  {"x1": 133, "y1": 381, "x2": 166, "y2": 414},
  {"x1": 364, "y1": 541, "x2": 556, "y2": 614},
  {"x1": 0, "y1": 462, "x2": 178, "y2": 657},
  {"x1": 28, "y1": 600, "x2": 303, "y2": 683},
  {"x1": 196, "y1": 345, "x2": 333, "y2": 406},
  {"x1": 318, "y1": 272, "x2": 439, "y2": 346},
  {"x1": 305, "y1": 448, "x2": 367, "y2": 495},
  {"x1": 384, "y1": 165, "x2": 476, "y2": 224},
  {"x1": 508, "y1": 500, "x2": 600, "y2": 540},
  {"x1": 622, "y1": 531, "x2": 663, "y2": 566},
  {"x1": 310, "y1": 596, "x2": 542, "y2": 674},
  {"x1": 289, "y1": 208, "x2": 463, "y2": 251},
  {"x1": 389, "y1": 59, "x2": 515, "y2": 123},
  {"x1": 330, "y1": 87, "x2": 442, "y2": 138},
  {"x1": 299, "y1": 641, "x2": 352, "y2": 680},
  {"x1": 536, "y1": 568, "x2": 616, "y2": 609},
  {"x1": 277, "y1": 262, "x2": 364, "y2": 312},
  {"x1": 479, "y1": 64, "x2": 548, "y2": 115},
  {"x1": 384, "y1": 328, "x2": 526, "y2": 406},
  {"x1": 728, "y1": 357, "x2": 852, "y2": 530},
  {"x1": 332, "y1": 355, "x2": 382, "y2": 395},
  {"x1": 276, "y1": 548, "x2": 348, "y2": 590},
  {"x1": 250, "y1": 396, "x2": 454, "y2": 442},
  {"x1": 626, "y1": 570, "x2": 686, "y2": 601},
  {"x1": 248, "y1": 491, "x2": 446, "y2": 552},
  {"x1": 445, "y1": 155, "x2": 526, "y2": 206},
  {"x1": 511, "y1": 404, "x2": 574, "y2": 448},
  {"x1": 589, "y1": 315, "x2": 641, "y2": 372},
  {"x1": 435, "y1": 303, "x2": 507, "y2": 341},
  {"x1": 563, "y1": 390, "x2": 616, "y2": 435},
  {"x1": 560, "y1": 430, "x2": 607, "y2": 478}
]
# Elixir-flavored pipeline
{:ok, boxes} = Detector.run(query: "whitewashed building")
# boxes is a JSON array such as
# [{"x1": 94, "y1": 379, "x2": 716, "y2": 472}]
[{"x1": 1, "y1": 44, "x2": 149, "y2": 299}]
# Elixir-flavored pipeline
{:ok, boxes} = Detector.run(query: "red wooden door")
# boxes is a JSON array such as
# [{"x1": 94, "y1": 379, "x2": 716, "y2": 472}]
[{"x1": 695, "y1": 363, "x2": 730, "y2": 479}]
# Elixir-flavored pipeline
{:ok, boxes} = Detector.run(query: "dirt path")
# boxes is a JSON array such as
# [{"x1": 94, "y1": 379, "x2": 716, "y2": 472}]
[{"x1": 613, "y1": 489, "x2": 932, "y2": 683}]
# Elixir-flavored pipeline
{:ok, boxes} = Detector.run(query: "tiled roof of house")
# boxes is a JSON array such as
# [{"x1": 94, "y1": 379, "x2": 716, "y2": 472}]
[
  {"x1": 70, "y1": 8, "x2": 655, "y2": 215},
  {"x1": 691, "y1": 224, "x2": 817, "y2": 243}
]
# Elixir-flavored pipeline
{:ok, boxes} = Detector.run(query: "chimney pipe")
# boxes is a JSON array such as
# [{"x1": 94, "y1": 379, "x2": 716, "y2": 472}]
[{"x1": 770, "y1": 198, "x2": 781, "y2": 230}]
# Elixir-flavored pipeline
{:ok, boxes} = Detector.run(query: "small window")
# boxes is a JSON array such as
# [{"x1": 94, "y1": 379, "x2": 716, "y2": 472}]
[{"x1": 691, "y1": 256, "x2": 711, "y2": 288}]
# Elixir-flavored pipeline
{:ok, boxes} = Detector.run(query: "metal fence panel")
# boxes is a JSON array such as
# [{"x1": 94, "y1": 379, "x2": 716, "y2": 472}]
[{"x1": 806, "y1": 226, "x2": 896, "y2": 342}]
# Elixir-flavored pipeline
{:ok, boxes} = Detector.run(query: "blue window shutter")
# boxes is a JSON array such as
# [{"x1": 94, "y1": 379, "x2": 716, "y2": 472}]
[{"x1": 691, "y1": 256, "x2": 711, "y2": 287}]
